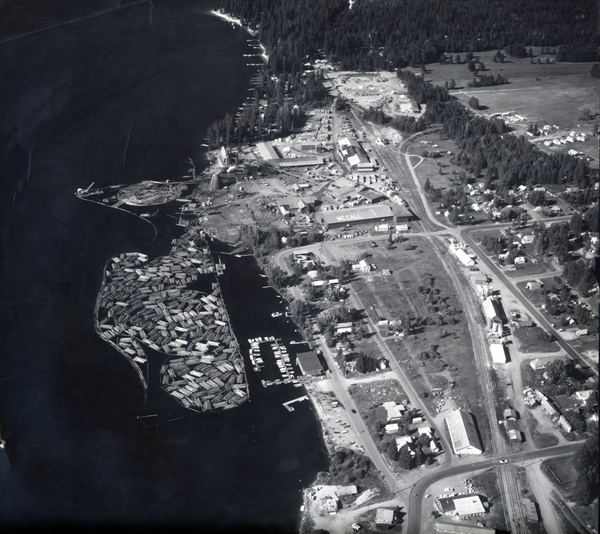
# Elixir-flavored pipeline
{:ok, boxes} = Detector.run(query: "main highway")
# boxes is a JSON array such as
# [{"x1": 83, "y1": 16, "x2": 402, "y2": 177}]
[
  {"x1": 271, "y1": 110, "x2": 591, "y2": 532},
  {"x1": 461, "y1": 228, "x2": 598, "y2": 375}
]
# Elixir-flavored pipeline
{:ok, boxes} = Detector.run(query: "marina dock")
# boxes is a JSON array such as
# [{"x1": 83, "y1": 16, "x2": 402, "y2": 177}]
[{"x1": 282, "y1": 395, "x2": 309, "y2": 412}]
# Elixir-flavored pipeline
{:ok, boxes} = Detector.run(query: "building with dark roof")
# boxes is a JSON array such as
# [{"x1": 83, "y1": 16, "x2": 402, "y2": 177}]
[
  {"x1": 393, "y1": 204, "x2": 413, "y2": 223},
  {"x1": 523, "y1": 500, "x2": 540, "y2": 522},
  {"x1": 296, "y1": 351, "x2": 322, "y2": 376},
  {"x1": 357, "y1": 187, "x2": 387, "y2": 204}
]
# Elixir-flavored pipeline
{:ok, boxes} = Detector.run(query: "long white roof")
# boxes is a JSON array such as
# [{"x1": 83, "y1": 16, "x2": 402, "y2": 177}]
[
  {"x1": 483, "y1": 297, "x2": 502, "y2": 323},
  {"x1": 320, "y1": 204, "x2": 394, "y2": 225},
  {"x1": 445, "y1": 409, "x2": 482, "y2": 454}
]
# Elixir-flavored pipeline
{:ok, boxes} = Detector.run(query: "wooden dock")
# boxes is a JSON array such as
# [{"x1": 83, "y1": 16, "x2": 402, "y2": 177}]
[{"x1": 283, "y1": 395, "x2": 309, "y2": 412}]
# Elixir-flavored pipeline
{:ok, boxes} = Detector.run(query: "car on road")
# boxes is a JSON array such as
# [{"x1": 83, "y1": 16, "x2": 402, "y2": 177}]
[
  {"x1": 351, "y1": 409, "x2": 357, "y2": 413},
  {"x1": 499, "y1": 460, "x2": 508, "y2": 464}
]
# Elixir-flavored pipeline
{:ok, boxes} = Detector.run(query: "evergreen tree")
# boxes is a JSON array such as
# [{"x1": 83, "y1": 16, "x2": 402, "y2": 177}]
[{"x1": 397, "y1": 445, "x2": 413, "y2": 470}]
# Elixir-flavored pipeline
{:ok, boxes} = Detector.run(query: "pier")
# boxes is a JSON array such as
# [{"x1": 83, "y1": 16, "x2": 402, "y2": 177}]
[{"x1": 282, "y1": 395, "x2": 309, "y2": 412}]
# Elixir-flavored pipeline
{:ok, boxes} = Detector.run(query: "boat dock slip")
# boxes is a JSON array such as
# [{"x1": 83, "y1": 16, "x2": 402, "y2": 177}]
[
  {"x1": 93, "y1": 225, "x2": 249, "y2": 413},
  {"x1": 249, "y1": 337, "x2": 299, "y2": 386},
  {"x1": 283, "y1": 396, "x2": 309, "y2": 412}
]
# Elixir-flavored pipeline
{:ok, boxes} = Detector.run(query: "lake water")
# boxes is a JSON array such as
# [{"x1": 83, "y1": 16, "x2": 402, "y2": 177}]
[{"x1": 0, "y1": 0, "x2": 327, "y2": 530}]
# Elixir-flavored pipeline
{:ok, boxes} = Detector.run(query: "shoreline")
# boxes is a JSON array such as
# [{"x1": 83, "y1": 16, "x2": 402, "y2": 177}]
[{"x1": 209, "y1": 9, "x2": 269, "y2": 62}]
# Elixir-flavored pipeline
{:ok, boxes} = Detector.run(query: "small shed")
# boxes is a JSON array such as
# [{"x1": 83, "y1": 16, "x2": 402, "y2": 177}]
[
  {"x1": 375, "y1": 508, "x2": 396, "y2": 525},
  {"x1": 524, "y1": 500, "x2": 540, "y2": 522},
  {"x1": 526, "y1": 281, "x2": 542, "y2": 291}
]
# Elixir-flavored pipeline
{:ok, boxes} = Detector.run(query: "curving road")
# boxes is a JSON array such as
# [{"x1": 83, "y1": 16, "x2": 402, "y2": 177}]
[
  {"x1": 404, "y1": 442, "x2": 584, "y2": 534},
  {"x1": 268, "y1": 110, "x2": 592, "y2": 533}
]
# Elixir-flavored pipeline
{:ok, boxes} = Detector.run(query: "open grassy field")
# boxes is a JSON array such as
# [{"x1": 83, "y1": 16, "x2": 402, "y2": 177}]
[
  {"x1": 405, "y1": 136, "x2": 490, "y2": 226},
  {"x1": 504, "y1": 261, "x2": 550, "y2": 278},
  {"x1": 513, "y1": 326, "x2": 561, "y2": 353},
  {"x1": 573, "y1": 502, "x2": 599, "y2": 533},
  {"x1": 541, "y1": 455, "x2": 578, "y2": 497},
  {"x1": 348, "y1": 379, "x2": 409, "y2": 409},
  {"x1": 406, "y1": 136, "x2": 469, "y2": 191},
  {"x1": 568, "y1": 334, "x2": 599, "y2": 372},
  {"x1": 328, "y1": 237, "x2": 491, "y2": 445},
  {"x1": 526, "y1": 412, "x2": 560, "y2": 448},
  {"x1": 413, "y1": 49, "x2": 599, "y2": 166}
]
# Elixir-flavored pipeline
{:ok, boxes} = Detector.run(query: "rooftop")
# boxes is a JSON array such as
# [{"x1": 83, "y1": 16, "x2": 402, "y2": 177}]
[
  {"x1": 320, "y1": 204, "x2": 394, "y2": 225},
  {"x1": 445, "y1": 409, "x2": 483, "y2": 455},
  {"x1": 296, "y1": 351, "x2": 322, "y2": 376}
]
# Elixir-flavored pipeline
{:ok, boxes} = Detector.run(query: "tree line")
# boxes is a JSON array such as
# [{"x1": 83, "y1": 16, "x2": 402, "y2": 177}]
[
  {"x1": 395, "y1": 70, "x2": 598, "y2": 198},
  {"x1": 219, "y1": 0, "x2": 598, "y2": 74},
  {"x1": 207, "y1": 69, "x2": 329, "y2": 148}
]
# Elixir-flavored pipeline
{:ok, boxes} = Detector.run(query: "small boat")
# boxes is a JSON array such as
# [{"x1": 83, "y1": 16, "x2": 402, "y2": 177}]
[{"x1": 271, "y1": 312, "x2": 282, "y2": 318}]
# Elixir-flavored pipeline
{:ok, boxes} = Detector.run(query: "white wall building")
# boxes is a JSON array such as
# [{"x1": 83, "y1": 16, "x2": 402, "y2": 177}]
[{"x1": 445, "y1": 409, "x2": 483, "y2": 455}]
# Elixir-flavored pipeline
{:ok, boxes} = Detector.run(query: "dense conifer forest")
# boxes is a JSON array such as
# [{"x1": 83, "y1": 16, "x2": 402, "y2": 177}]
[
  {"x1": 210, "y1": 0, "x2": 598, "y2": 209},
  {"x1": 220, "y1": 0, "x2": 598, "y2": 74}
]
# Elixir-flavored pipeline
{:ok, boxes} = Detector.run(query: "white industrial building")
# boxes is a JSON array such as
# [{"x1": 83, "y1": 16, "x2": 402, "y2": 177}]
[
  {"x1": 445, "y1": 409, "x2": 483, "y2": 455},
  {"x1": 435, "y1": 494, "x2": 486, "y2": 516},
  {"x1": 256, "y1": 142, "x2": 280, "y2": 161},
  {"x1": 449, "y1": 245, "x2": 475, "y2": 266},
  {"x1": 483, "y1": 296, "x2": 503, "y2": 334},
  {"x1": 319, "y1": 204, "x2": 395, "y2": 230},
  {"x1": 490, "y1": 343, "x2": 508, "y2": 364}
]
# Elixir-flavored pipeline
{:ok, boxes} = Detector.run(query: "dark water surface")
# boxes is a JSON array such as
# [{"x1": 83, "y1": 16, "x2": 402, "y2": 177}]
[{"x1": 0, "y1": 1, "x2": 327, "y2": 530}]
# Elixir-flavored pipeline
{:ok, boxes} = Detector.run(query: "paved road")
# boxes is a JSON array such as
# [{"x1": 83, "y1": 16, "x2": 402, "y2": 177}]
[
  {"x1": 461, "y1": 228, "x2": 598, "y2": 375},
  {"x1": 269, "y1": 114, "x2": 590, "y2": 532},
  {"x1": 316, "y1": 335, "x2": 404, "y2": 494},
  {"x1": 404, "y1": 442, "x2": 584, "y2": 534}
]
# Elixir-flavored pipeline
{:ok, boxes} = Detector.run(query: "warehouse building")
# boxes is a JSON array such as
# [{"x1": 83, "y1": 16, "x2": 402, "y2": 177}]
[
  {"x1": 434, "y1": 520, "x2": 495, "y2": 533},
  {"x1": 357, "y1": 187, "x2": 387, "y2": 204},
  {"x1": 490, "y1": 343, "x2": 508, "y2": 364},
  {"x1": 337, "y1": 137, "x2": 374, "y2": 171},
  {"x1": 296, "y1": 351, "x2": 322, "y2": 376},
  {"x1": 256, "y1": 142, "x2": 281, "y2": 161},
  {"x1": 278, "y1": 155, "x2": 324, "y2": 167},
  {"x1": 483, "y1": 297, "x2": 504, "y2": 334},
  {"x1": 435, "y1": 494, "x2": 486, "y2": 516},
  {"x1": 393, "y1": 204, "x2": 414, "y2": 223},
  {"x1": 445, "y1": 409, "x2": 483, "y2": 455},
  {"x1": 319, "y1": 204, "x2": 395, "y2": 230}
]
